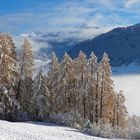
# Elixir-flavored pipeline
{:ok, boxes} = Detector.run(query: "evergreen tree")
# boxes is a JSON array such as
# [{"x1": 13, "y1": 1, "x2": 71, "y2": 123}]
[{"x1": 0, "y1": 86, "x2": 19, "y2": 121}]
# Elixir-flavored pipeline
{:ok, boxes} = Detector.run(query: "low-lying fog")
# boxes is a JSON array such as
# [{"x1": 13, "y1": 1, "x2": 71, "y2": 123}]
[{"x1": 113, "y1": 74, "x2": 140, "y2": 116}]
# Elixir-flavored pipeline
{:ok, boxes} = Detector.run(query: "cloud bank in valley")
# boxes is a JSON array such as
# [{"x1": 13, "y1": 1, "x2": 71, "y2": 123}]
[{"x1": 113, "y1": 74, "x2": 140, "y2": 116}]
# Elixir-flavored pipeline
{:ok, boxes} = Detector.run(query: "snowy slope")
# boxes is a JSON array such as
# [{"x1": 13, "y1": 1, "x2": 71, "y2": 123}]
[{"x1": 0, "y1": 120, "x2": 110, "y2": 140}]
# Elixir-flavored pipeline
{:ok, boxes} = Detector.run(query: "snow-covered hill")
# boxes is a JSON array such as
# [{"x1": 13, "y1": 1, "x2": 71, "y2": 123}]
[{"x1": 0, "y1": 120, "x2": 109, "y2": 140}]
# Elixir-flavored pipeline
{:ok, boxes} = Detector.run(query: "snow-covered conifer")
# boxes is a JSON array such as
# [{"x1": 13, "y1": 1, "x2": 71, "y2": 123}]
[
  {"x1": 100, "y1": 53, "x2": 116, "y2": 124},
  {"x1": 0, "y1": 34, "x2": 19, "y2": 121},
  {"x1": 47, "y1": 52, "x2": 60, "y2": 113},
  {"x1": 88, "y1": 52, "x2": 98, "y2": 123},
  {"x1": 17, "y1": 38, "x2": 34, "y2": 117},
  {"x1": 33, "y1": 70, "x2": 50, "y2": 120},
  {"x1": 115, "y1": 90, "x2": 128, "y2": 128},
  {"x1": 75, "y1": 51, "x2": 88, "y2": 119},
  {"x1": 0, "y1": 34, "x2": 18, "y2": 86},
  {"x1": 59, "y1": 53, "x2": 75, "y2": 113}
]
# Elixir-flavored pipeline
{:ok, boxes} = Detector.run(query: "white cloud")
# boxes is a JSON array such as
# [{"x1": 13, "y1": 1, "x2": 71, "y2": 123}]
[
  {"x1": 124, "y1": 0, "x2": 140, "y2": 8},
  {"x1": 0, "y1": 0, "x2": 138, "y2": 40},
  {"x1": 14, "y1": 33, "x2": 50, "y2": 51},
  {"x1": 86, "y1": 0, "x2": 111, "y2": 6},
  {"x1": 0, "y1": 3, "x2": 94, "y2": 34},
  {"x1": 99, "y1": 0, "x2": 113, "y2": 7}
]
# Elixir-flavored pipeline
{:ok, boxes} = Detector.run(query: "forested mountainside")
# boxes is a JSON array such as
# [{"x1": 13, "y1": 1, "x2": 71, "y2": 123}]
[{"x1": 69, "y1": 23, "x2": 140, "y2": 66}]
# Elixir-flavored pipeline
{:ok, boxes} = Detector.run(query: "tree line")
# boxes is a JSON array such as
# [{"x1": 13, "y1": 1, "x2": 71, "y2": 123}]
[{"x1": 0, "y1": 34, "x2": 128, "y2": 129}]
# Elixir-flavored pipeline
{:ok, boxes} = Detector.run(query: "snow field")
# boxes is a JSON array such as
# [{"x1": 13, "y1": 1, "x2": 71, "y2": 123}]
[{"x1": 0, "y1": 120, "x2": 110, "y2": 140}]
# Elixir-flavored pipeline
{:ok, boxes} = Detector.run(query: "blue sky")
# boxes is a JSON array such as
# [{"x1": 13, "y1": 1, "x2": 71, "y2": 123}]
[{"x1": 0, "y1": 0, "x2": 140, "y2": 35}]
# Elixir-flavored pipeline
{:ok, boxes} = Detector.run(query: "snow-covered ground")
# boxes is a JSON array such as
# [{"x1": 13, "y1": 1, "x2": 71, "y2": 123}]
[
  {"x1": 113, "y1": 74, "x2": 140, "y2": 116},
  {"x1": 0, "y1": 120, "x2": 110, "y2": 140}
]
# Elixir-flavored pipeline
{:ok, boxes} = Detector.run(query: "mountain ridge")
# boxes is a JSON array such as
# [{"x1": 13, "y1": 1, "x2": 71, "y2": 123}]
[{"x1": 68, "y1": 23, "x2": 140, "y2": 67}]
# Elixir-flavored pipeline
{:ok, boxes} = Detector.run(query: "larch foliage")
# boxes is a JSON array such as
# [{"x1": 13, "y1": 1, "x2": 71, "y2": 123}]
[
  {"x1": 33, "y1": 69, "x2": 50, "y2": 120},
  {"x1": 100, "y1": 53, "x2": 116, "y2": 124},
  {"x1": 115, "y1": 90, "x2": 128, "y2": 128},
  {"x1": 88, "y1": 52, "x2": 98, "y2": 123},
  {"x1": 96, "y1": 62, "x2": 103, "y2": 124},
  {"x1": 19, "y1": 38, "x2": 34, "y2": 79},
  {"x1": 75, "y1": 51, "x2": 88, "y2": 119},
  {"x1": 0, "y1": 33, "x2": 128, "y2": 130},
  {"x1": 47, "y1": 52, "x2": 60, "y2": 113},
  {"x1": 60, "y1": 53, "x2": 75, "y2": 113},
  {"x1": 0, "y1": 34, "x2": 19, "y2": 121},
  {"x1": 0, "y1": 34, "x2": 17, "y2": 86},
  {"x1": 17, "y1": 38, "x2": 34, "y2": 117}
]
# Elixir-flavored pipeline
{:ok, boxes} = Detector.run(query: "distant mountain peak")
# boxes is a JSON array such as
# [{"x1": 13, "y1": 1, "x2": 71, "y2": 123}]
[
  {"x1": 68, "y1": 23, "x2": 140, "y2": 67},
  {"x1": 133, "y1": 23, "x2": 140, "y2": 27}
]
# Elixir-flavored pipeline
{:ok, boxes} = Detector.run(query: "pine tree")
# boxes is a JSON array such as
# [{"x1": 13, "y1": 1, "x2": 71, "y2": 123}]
[
  {"x1": 17, "y1": 38, "x2": 34, "y2": 117},
  {"x1": 33, "y1": 70, "x2": 50, "y2": 120},
  {"x1": 0, "y1": 86, "x2": 19, "y2": 121}
]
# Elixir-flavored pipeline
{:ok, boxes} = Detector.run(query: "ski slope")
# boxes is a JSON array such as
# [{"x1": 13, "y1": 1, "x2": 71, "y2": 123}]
[{"x1": 0, "y1": 120, "x2": 109, "y2": 140}]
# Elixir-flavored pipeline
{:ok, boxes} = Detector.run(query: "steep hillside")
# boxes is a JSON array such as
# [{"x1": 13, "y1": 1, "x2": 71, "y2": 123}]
[{"x1": 69, "y1": 23, "x2": 140, "y2": 66}]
